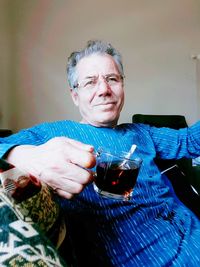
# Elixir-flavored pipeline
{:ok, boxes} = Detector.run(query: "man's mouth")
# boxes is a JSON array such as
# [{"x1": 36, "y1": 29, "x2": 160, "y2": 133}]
[{"x1": 95, "y1": 102, "x2": 116, "y2": 106}]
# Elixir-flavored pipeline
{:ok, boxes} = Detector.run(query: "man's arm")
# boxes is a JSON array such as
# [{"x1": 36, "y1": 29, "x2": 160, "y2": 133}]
[
  {"x1": 0, "y1": 123, "x2": 96, "y2": 199},
  {"x1": 5, "y1": 137, "x2": 96, "y2": 199},
  {"x1": 149, "y1": 121, "x2": 200, "y2": 160}
]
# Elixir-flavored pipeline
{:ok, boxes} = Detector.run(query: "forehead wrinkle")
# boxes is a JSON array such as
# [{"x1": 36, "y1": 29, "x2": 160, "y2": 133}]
[
  {"x1": 76, "y1": 54, "x2": 120, "y2": 81},
  {"x1": 83, "y1": 72, "x2": 119, "y2": 80},
  {"x1": 84, "y1": 75, "x2": 97, "y2": 80}
]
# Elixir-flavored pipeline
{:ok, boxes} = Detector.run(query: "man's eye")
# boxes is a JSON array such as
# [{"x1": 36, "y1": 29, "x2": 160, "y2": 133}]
[
  {"x1": 84, "y1": 80, "x2": 96, "y2": 87},
  {"x1": 110, "y1": 77, "x2": 118, "y2": 81},
  {"x1": 107, "y1": 76, "x2": 119, "y2": 83}
]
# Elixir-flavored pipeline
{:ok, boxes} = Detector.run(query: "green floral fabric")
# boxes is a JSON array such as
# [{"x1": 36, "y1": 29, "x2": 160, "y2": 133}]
[{"x1": 0, "y1": 189, "x2": 68, "y2": 266}]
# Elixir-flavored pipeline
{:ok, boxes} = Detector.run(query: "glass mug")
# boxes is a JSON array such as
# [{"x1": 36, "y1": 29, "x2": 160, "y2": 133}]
[{"x1": 93, "y1": 148, "x2": 142, "y2": 201}]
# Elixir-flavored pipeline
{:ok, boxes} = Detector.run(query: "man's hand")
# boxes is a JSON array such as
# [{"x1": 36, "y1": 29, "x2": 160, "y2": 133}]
[{"x1": 7, "y1": 137, "x2": 96, "y2": 199}]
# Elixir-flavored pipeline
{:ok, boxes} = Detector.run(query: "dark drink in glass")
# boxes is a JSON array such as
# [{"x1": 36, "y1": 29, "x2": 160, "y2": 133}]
[{"x1": 94, "y1": 150, "x2": 142, "y2": 201}]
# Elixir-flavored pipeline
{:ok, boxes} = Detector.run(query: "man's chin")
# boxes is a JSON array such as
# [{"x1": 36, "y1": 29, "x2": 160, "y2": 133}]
[
  {"x1": 80, "y1": 110, "x2": 120, "y2": 127},
  {"x1": 93, "y1": 113, "x2": 119, "y2": 127}
]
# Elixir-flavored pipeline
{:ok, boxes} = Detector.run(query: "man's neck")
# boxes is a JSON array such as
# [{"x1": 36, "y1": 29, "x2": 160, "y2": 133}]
[{"x1": 80, "y1": 118, "x2": 118, "y2": 128}]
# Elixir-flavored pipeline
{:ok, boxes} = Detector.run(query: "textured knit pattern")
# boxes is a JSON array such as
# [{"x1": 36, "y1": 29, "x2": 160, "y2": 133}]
[
  {"x1": 1, "y1": 120, "x2": 200, "y2": 267},
  {"x1": 0, "y1": 190, "x2": 67, "y2": 266}
]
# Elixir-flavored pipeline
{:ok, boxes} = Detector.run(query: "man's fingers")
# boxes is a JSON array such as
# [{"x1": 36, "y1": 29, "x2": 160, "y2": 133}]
[
  {"x1": 39, "y1": 162, "x2": 94, "y2": 193},
  {"x1": 48, "y1": 177, "x2": 88, "y2": 199},
  {"x1": 44, "y1": 137, "x2": 96, "y2": 168},
  {"x1": 63, "y1": 141, "x2": 96, "y2": 168},
  {"x1": 55, "y1": 189, "x2": 74, "y2": 199},
  {"x1": 50, "y1": 137, "x2": 94, "y2": 152},
  {"x1": 65, "y1": 138, "x2": 94, "y2": 152}
]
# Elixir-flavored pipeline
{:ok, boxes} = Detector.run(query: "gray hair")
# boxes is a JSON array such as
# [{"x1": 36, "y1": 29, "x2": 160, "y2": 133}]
[{"x1": 67, "y1": 40, "x2": 124, "y2": 89}]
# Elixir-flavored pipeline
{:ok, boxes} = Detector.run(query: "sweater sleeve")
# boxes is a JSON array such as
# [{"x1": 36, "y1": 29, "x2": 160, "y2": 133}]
[
  {"x1": 0, "y1": 124, "x2": 47, "y2": 158},
  {"x1": 149, "y1": 121, "x2": 200, "y2": 159}
]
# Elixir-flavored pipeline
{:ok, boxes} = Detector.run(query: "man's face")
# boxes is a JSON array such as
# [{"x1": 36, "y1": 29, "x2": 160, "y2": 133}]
[{"x1": 70, "y1": 53, "x2": 124, "y2": 127}]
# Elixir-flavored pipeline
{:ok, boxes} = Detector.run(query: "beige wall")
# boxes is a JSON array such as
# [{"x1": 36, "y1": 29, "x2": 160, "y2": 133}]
[
  {"x1": 0, "y1": 0, "x2": 13, "y2": 129},
  {"x1": 1, "y1": 0, "x2": 200, "y2": 131}
]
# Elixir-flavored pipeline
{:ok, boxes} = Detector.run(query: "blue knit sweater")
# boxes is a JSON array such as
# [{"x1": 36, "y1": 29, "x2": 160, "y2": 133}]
[{"x1": 1, "y1": 120, "x2": 200, "y2": 266}]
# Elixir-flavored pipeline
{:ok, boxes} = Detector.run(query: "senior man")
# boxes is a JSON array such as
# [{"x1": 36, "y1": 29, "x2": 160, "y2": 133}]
[{"x1": 1, "y1": 40, "x2": 200, "y2": 266}]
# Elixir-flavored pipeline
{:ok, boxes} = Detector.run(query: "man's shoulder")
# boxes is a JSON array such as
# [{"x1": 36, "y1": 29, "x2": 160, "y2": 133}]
[
  {"x1": 33, "y1": 120, "x2": 78, "y2": 128},
  {"x1": 22, "y1": 120, "x2": 79, "y2": 137}
]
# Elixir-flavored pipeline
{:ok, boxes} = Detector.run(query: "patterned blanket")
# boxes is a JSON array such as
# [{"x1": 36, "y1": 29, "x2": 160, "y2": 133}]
[{"x1": 0, "y1": 189, "x2": 68, "y2": 266}]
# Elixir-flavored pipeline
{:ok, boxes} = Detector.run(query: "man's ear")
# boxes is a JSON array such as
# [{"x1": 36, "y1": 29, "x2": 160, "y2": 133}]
[{"x1": 70, "y1": 89, "x2": 79, "y2": 106}]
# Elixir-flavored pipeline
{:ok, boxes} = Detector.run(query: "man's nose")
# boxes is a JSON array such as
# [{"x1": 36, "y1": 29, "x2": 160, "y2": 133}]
[{"x1": 96, "y1": 78, "x2": 111, "y2": 96}]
